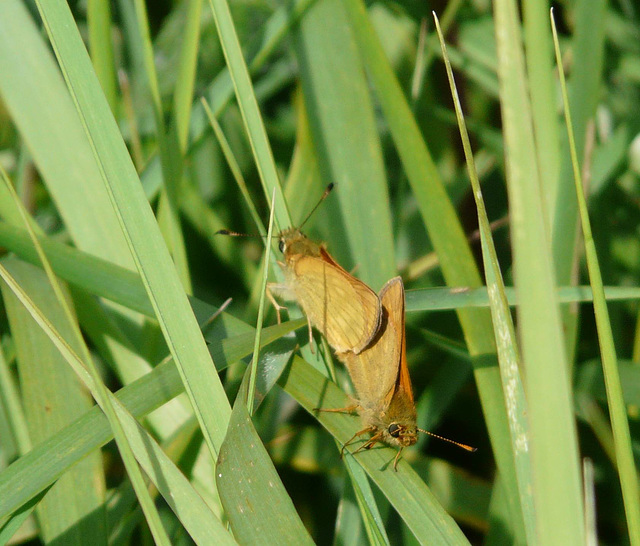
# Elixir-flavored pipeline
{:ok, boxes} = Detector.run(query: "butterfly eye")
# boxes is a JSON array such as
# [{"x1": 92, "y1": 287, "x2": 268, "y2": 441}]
[
  {"x1": 278, "y1": 239, "x2": 286, "y2": 253},
  {"x1": 388, "y1": 424, "x2": 401, "y2": 438}
]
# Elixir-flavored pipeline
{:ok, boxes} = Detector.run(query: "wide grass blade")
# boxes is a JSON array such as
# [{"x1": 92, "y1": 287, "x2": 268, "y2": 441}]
[
  {"x1": 217, "y1": 401, "x2": 314, "y2": 545},
  {"x1": 0, "y1": 0, "x2": 133, "y2": 267},
  {"x1": 292, "y1": 0, "x2": 395, "y2": 290},
  {"x1": 493, "y1": 0, "x2": 585, "y2": 542},
  {"x1": 552, "y1": 13, "x2": 640, "y2": 543}
]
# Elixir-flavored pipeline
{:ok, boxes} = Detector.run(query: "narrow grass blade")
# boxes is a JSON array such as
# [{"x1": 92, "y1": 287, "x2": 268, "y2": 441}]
[
  {"x1": 552, "y1": 13, "x2": 640, "y2": 543},
  {"x1": 173, "y1": 0, "x2": 203, "y2": 149},
  {"x1": 434, "y1": 14, "x2": 535, "y2": 544},
  {"x1": 493, "y1": 0, "x2": 585, "y2": 542},
  {"x1": 201, "y1": 99, "x2": 265, "y2": 237},
  {"x1": 0, "y1": 489, "x2": 49, "y2": 546},
  {"x1": 87, "y1": 0, "x2": 117, "y2": 113},
  {"x1": 247, "y1": 188, "x2": 277, "y2": 414},
  {"x1": 206, "y1": 0, "x2": 291, "y2": 230},
  {"x1": 551, "y1": 0, "x2": 607, "y2": 284},
  {"x1": 522, "y1": 0, "x2": 560, "y2": 214},
  {"x1": 342, "y1": 456, "x2": 391, "y2": 546}
]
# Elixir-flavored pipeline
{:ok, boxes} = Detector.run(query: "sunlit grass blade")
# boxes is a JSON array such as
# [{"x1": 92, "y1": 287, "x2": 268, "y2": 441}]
[
  {"x1": 0, "y1": 264, "x2": 236, "y2": 543},
  {"x1": 34, "y1": 0, "x2": 231, "y2": 462},
  {"x1": 433, "y1": 13, "x2": 535, "y2": 544},
  {"x1": 247, "y1": 189, "x2": 277, "y2": 414},
  {"x1": 493, "y1": 0, "x2": 584, "y2": 542},
  {"x1": 552, "y1": 12, "x2": 640, "y2": 543},
  {"x1": 206, "y1": 0, "x2": 291, "y2": 230},
  {"x1": 0, "y1": 0, "x2": 133, "y2": 268}
]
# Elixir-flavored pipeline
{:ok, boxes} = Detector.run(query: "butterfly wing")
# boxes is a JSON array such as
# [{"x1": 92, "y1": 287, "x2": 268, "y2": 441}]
[
  {"x1": 289, "y1": 249, "x2": 382, "y2": 353},
  {"x1": 338, "y1": 276, "x2": 405, "y2": 409},
  {"x1": 380, "y1": 277, "x2": 416, "y2": 425}
]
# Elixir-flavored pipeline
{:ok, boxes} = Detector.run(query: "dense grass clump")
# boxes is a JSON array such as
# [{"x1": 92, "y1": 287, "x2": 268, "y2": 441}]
[{"x1": 0, "y1": 0, "x2": 638, "y2": 544}]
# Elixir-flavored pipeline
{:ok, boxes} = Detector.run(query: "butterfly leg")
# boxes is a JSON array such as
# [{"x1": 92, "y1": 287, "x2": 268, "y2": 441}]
[
  {"x1": 392, "y1": 447, "x2": 404, "y2": 472},
  {"x1": 341, "y1": 426, "x2": 376, "y2": 458},
  {"x1": 315, "y1": 404, "x2": 360, "y2": 414},
  {"x1": 355, "y1": 429, "x2": 385, "y2": 453},
  {"x1": 306, "y1": 316, "x2": 315, "y2": 353},
  {"x1": 266, "y1": 283, "x2": 288, "y2": 324}
]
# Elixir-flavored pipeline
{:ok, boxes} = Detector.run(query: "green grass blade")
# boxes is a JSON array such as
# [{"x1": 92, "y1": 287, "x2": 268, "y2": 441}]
[
  {"x1": 434, "y1": 14, "x2": 535, "y2": 544},
  {"x1": 522, "y1": 0, "x2": 560, "y2": 214},
  {"x1": 247, "y1": 189, "x2": 277, "y2": 414},
  {"x1": 552, "y1": 13, "x2": 640, "y2": 543},
  {"x1": 551, "y1": 0, "x2": 607, "y2": 285},
  {"x1": 0, "y1": 261, "x2": 171, "y2": 546},
  {"x1": 217, "y1": 401, "x2": 314, "y2": 545},
  {"x1": 0, "y1": 489, "x2": 48, "y2": 545},
  {"x1": 206, "y1": 0, "x2": 291, "y2": 230},
  {"x1": 0, "y1": 0, "x2": 133, "y2": 267},
  {"x1": 132, "y1": 0, "x2": 191, "y2": 291},
  {"x1": 1, "y1": 260, "x2": 107, "y2": 545},
  {"x1": 0, "y1": 267, "x2": 237, "y2": 543},
  {"x1": 87, "y1": 0, "x2": 117, "y2": 113},
  {"x1": 0, "y1": 316, "x2": 302, "y2": 519},
  {"x1": 34, "y1": 0, "x2": 231, "y2": 460},
  {"x1": 493, "y1": 0, "x2": 584, "y2": 542},
  {"x1": 173, "y1": 0, "x2": 203, "y2": 149},
  {"x1": 293, "y1": 0, "x2": 395, "y2": 289},
  {"x1": 342, "y1": 456, "x2": 391, "y2": 546}
]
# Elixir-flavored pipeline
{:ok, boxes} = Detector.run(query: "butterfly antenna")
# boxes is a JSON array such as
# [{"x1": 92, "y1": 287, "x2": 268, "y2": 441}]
[
  {"x1": 417, "y1": 428, "x2": 477, "y2": 452},
  {"x1": 298, "y1": 183, "x2": 335, "y2": 230}
]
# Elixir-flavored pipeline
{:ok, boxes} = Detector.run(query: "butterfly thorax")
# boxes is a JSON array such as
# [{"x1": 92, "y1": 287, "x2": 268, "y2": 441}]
[{"x1": 278, "y1": 228, "x2": 322, "y2": 264}]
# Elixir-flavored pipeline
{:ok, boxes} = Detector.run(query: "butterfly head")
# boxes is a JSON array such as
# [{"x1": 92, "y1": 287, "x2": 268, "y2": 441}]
[{"x1": 384, "y1": 422, "x2": 418, "y2": 447}]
